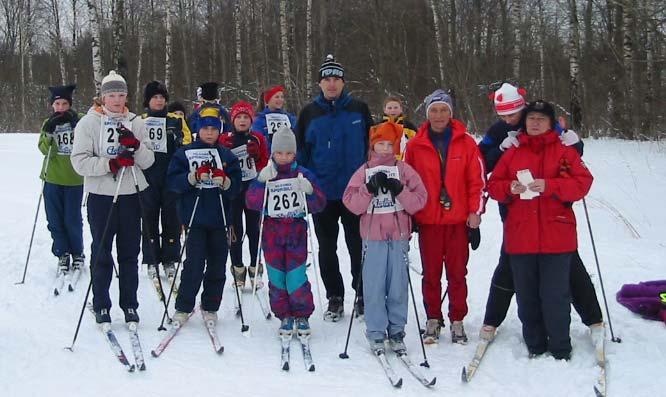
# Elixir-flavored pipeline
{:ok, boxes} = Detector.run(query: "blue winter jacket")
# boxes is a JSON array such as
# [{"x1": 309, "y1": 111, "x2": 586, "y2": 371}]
[
  {"x1": 295, "y1": 90, "x2": 373, "y2": 200},
  {"x1": 167, "y1": 138, "x2": 242, "y2": 229},
  {"x1": 251, "y1": 107, "x2": 297, "y2": 149}
]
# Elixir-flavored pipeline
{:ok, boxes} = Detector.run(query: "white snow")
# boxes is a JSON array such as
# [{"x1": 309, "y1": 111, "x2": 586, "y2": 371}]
[{"x1": 1, "y1": 134, "x2": 665, "y2": 396}]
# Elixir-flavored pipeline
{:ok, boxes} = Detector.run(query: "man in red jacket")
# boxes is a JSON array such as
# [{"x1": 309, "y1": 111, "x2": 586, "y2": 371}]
[
  {"x1": 404, "y1": 89, "x2": 486, "y2": 344},
  {"x1": 487, "y1": 100, "x2": 593, "y2": 360}
]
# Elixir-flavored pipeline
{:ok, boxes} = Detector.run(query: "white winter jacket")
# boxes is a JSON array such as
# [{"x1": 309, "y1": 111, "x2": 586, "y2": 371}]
[{"x1": 71, "y1": 106, "x2": 154, "y2": 196}]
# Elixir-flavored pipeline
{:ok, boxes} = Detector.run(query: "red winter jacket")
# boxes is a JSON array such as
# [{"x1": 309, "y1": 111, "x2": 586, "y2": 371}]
[
  {"x1": 404, "y1": 120, "x2": 486, "y2": 225},
  {"x1": 218, "y1": 130, "x2": 270, "y2": 172},
  {"x1": 487, "y1": 131, "x2": 593, "y2": 254}
]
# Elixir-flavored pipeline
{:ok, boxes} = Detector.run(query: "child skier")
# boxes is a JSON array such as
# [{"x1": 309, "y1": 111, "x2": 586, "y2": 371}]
[
  {"x1": 342, "y1": 121, "x2": 427, "y2": 352},
  {"x1": 218, "y1": 101, "x2": 269, "y2": 289},
  {"x1": 39, "y1": 84, "x2": 85, "y2": 278},
  {"x1": 167, "y1": 109, "x2": 241, "y2": 325},
  {"x1": 245, "y1": 125, "x2": 326, "y2": 336},
  {"x1": 251, "y1": 85, "x2": 297, "y2": 149},
  {"x1": 380, "y1": 96, "x2": 417, "y2": 159}
]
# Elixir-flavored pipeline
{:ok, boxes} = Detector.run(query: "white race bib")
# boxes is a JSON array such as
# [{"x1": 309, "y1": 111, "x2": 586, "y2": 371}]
[
  {"x1": 231, "y1": 144, "x2": 257, "y2": 181},
  {"x1": 54, "y1": 123, "x2": 74, "y2": 155},
  {"x1": 98, "y1": 116, "x2": 131, "y2": 159},
  {"x1": 266, "y1": 178, "x2": 305, "y2": 218},
  {"x1": 185, "y1": 148, "x2": 224, "y2": 189},
  {"x1": 265, "y1": 113, "x2": 291, "y2": 135},
  {"x1": 365, "y1": 165, "x2": 404, "y2": 214},
  {"x1": 144, "y1": 117, "x2": 167, "y2": 153}
]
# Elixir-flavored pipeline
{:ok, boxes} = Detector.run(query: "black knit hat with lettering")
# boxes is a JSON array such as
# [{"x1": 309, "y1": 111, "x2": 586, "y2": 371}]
[{"x1": 318, "y1": 54, "x2": 344, "y2": 81}]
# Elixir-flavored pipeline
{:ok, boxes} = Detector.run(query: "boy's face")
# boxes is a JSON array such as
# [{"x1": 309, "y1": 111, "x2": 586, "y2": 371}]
[
  {"x1": 499, "y1": 111, "x2": 522, "y2": 126},
  {"x1": 273, "y1": 151, "x2": 296, "y2": 165},
  {"x1": 103, "y1": 92, "x2": 127, "y2": 113},
  {"x1": 233, "y1": 113, "x2": 252, "y2": 132},
  {"x1": 373, "y1": 140, "x2": 394, "y2": 156},
  {"x1": 172, "y1": 110, "x2": 185, "y2": 118},
  {"x1": 52, "y1": 99, "x2": 70, "y2": 113},
  {"x1": 384, "y1": 101, "x2": 402, "y2": 118},
  {"x1": 149, "y1": 94, "x2": 166, "y2": 111},
  {"x1": 199, "y1": 126, "x2": 219, "y2": 144}
]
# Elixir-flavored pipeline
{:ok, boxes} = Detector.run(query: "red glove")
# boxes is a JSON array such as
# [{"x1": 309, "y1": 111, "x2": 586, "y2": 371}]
[
  {"x1": 196, "y1": 161, "x2": 213, "y2": 181},
  {"x1": 218, "y1": 133, "x2": 233, "y2": 148},
  {"x1": 109, "y1": 151, "x2": 135, "y2": 174},
  {"x1": 246, "y1": 140, "x2": 260, "y2": 160},
  {"x1": 117, "y1": 125, "x2": 140, "y2": 150},
  {"x1": 211, "y1": 168, "x2": 230, "y2": 189}
]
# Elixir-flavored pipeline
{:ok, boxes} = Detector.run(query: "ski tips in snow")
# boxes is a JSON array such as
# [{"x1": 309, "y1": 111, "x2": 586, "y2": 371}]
[{"x1": 461, "y1": 366, "x2": 469, "y2": 383}]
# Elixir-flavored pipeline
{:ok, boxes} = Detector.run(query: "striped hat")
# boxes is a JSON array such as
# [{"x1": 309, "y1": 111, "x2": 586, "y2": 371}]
[
  {"x1": 100, "y1": 71, "x2": 127, "y2": 96},
  {"x1": 491, "y1": 83, "x2": 526, "y2": 115},
  {"x1": 319, "y1": 54, "x2": 344, "y2": 81}
]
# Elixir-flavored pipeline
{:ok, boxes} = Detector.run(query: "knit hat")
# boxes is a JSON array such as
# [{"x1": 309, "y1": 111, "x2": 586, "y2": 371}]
[
  {"x1": 199, "y1": 115, "x2": 222, "y2": 131},
  {"x1": 167, "y1": 101, "x2": 186, "y2": 114},
  {"x1": 48, "y1": 84, "x2": 76, "y2": 105},
  {"x1": 264, "y1": 85, "x2": 285, "y2": 103},
  {"x1": 143, "y1": 80, "x2": 169, "y2": 108},
  {"x1": 100, "y1": 71, "x2": 127, "y2": 96},
  {"x1": 490, "y1": 83, "x2": 526, "y2": 115},
  {"x1": 425, "y1": 89, "x2": 453, "y2": 116},
  {"x1": 319, "y1": 54, "x2": 344, "y2": 81},
  {"x1": 524, "y1": 100, "x2": 556, "y2": 127},
  {"x1": 370, "y1": 121, "x2": 402, "y2": 155},
  {"x1": 271, "y1": 125, "x2": 297, "y2": 154},
  {"x1": 231, "y1": 100, "x2": 255, "y2": 123},
  {"x1": 199, "y1": 82, "x2": 219, "y2": 101}
]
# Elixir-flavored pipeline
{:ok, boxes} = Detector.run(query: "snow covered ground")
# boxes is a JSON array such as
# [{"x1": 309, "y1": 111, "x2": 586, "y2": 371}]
[{"x1": 1, "y1": 134, "x2": 664, "y2": 397}]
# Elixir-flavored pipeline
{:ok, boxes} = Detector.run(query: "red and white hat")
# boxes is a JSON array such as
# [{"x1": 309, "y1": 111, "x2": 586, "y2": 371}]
[{"x1": 489, "y1": 83, "x2": 526, "y2": 115}]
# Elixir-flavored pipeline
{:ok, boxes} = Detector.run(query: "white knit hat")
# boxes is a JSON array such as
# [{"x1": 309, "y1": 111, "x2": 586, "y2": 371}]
[
  {"x1": 271, "y1": 125, "x2": 297, "y2": 154},
  {"x1": 491, "y1": 83, "x2": 526, "y2": 115},
  {"x1": 101, "y1": 70, "x2": 128, "y2": 96}
]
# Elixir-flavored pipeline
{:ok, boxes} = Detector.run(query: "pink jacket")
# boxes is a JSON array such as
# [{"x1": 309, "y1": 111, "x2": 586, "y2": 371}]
[{"x1": 343, "y1": 152, "x2": 427, "y2": 241}]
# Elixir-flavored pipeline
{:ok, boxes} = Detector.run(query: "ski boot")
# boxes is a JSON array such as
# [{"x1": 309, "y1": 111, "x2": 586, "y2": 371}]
[
  {"x1": 369, "y1": 337, "x2": 386, "y2": 355},
  {"x1": 248, "y1": 263, "x2": 264, "y2": 290},
  {"x1": 123, "y1": 308, "x2": 140, "y2": 323},
  {"x1": 590, "y1": 323, "x2": 606, "y2": 365},
  {"x1": 172, "y1": 310, "x2": 190, "y2": 326},
  {"x1": 57, "y1": 254, "x2": 70, "y2": 275},
  {"x1": 479, "y1": 324, "x2": 497, "y2": 342},
  {"x1": 163, "y1": 261, "x2": 177, "y2": 280},
  {"x1": 451, "y1": 321, "x2": 468, "y2": 344},
  {"x1": 95, "y1": 308, "x2": 111, "y2": 324},
  {"x1": 279, "y1": 317, "x2": 295, "y2": 337},
  {"x1": 389, "y1": 332, "x2": 407, "y2": 353},
  {"x1": 354, "y1": 296, "x2": 365, "y2": 318},
  {"x1": 202, "y1": 310, "x2": 218, "y2": 327},
  {"x1": 147, "y1": 264, "x2": 159, "y2": 279},
  {"x1": 232, "y1": 266, "x2": 247, "y2": 289},
  {"x1": 295, "y1": 317, "x2": 311, "y2": 337},
  {"x1": 423, "y1": 318, "x2": 443, "y2": 344},
  {"x1": 324, "y1": 296, "x2": 344, "y2": 322},
  {"x1": 71, "y1": 253, "x2": 85, "y2": 271}
]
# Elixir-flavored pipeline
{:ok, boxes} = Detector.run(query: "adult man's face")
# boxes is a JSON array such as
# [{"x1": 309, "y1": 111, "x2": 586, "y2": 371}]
[
  {"x1": 319, "y1": 77, "x2": 344, "y2": 101},
  {"x1": 427, "y1": 103, "x2": 451, "y2": 133}
]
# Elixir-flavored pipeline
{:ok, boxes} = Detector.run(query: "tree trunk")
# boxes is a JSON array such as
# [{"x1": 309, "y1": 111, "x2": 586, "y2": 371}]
[
  {"x1": 305, "y1": 0, "x2": 312, "y2": 97},
  {"x1": 112, "y1": 0, "x2": 127, "y2": 79},
  {"x1": 87, "y1": 0, "x2": 103, "y2": 95},
  {"x1": 234, "y1": 0, "x2": 242, "y2": 88},
  {"x1": 71, "y1": 0, "x2": 79, "y2": 84},
  {"x1": 279, "y1": 0, "x2": 292, "y2": 92},
  {"x1": 51, "y1": 0, "x2": 67, "y2": 84},
  {"x1": 511, "y1": 0, "x2": 522, "y2": 80},
  {"x1": 568, "y1": 0, "x2": 582, "y2": 130},
  {"x1": 428, "y1": 0, "x2": 445, "y2": 84},
  {"x1": 538, "y1": 0, "x2": 546, "y2": 96},
  {"x1": 135, "y1": 35, "x2": 144, "y2": 111},
  {"x1": 622, "y1": 0, "x2": 634, "y2": 138},
  {"x1": 165, "y1": 0, "x2": 173, "y2": 90}
]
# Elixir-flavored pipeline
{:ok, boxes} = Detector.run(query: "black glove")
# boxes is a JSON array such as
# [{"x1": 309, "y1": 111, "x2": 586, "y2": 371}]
[
  {"x1": 366, "y1": 171, "x2": 388, "y2": 196},
  {"x1": 468, "y1": 227, "x2": 481, "y2": 251},
  {"x1": 385, "y1": 178, "x2": 403, "y2": 197},
  {"x1": 43, "y1": 112, "x2": 68, "y2": 133}
]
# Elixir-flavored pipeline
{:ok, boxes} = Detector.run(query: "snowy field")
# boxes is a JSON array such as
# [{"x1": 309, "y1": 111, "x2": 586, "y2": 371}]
[{"x1": 1, "y1": 133, "x2": 665, "y2": 397}]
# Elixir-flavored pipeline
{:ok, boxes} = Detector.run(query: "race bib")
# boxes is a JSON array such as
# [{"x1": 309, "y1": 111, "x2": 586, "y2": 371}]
[
  {"x1": 265, "y1": 113, "x2": 291, "y2": 135},
  {"x1": 144, "y1": 117, "x2": 167, "y2": 153},
  {"x1": 266, "y1": 178, "x2": 305, "y2": 218},
  {"x1": 231, "y1": 144, "x2": 257, "y2": 181},
  {"x1": 365, "y1": 165, "x2": 404, "y2": 214},
  {"x1": 54, "y1": 123, "x2": 74, "y2": 155},
  {"x1": 99, "y1": 116, "x2": 132, "y2": 159},
  {"x1": 185, "y1": 148, "x2": 224, "y2": 189}
]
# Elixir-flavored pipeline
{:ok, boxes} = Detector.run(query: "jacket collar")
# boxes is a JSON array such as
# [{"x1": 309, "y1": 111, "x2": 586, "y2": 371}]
[
  {"x1": 367, "y1": 151, "x2": 398, "y2": 167},
  {"x1": 411, "y1": 119, "x2": 467, "y2": 148},
  {"x1": 315, "y1": 90, "x2": 351, "y2": 111}
]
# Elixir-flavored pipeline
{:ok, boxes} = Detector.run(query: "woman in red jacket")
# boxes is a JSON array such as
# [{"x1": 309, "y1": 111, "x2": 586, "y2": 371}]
[
  {"x1": 404, "y1": 89, "x2": 486, "y2": 344},
  {"x1": 487, "y1": 100, "x2": 593, "y2": 360}
]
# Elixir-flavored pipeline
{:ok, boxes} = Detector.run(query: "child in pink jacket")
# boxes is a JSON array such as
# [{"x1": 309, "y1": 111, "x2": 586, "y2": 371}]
[{"x1": 343, "y1": 121, "x2": 427, "y2": 354}]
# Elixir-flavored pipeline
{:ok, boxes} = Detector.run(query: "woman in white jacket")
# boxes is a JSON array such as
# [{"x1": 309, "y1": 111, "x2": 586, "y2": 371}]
[{"x1": 71, "y1": 71, "x2": 154, "y2": 324}]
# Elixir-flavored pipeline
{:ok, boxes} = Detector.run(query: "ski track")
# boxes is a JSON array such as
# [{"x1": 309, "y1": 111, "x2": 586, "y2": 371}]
[{"x1": 1, "y1": 134, "x2": 665, "y2": 396}]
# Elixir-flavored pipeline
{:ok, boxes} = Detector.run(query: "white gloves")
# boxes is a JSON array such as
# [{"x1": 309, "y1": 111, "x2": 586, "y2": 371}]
[
  {"x1": 500, "y1": 130, "x2": 520, "y2": 151},
  {"x1": 297, "y1": 173, "x2": 313, "y2": 195},
  {"x1": 257, "y1": 160, "x2": 278, "y2": 183},
  {"x1": 560, "y1": 129, "x2": 580, "y2": 146}
]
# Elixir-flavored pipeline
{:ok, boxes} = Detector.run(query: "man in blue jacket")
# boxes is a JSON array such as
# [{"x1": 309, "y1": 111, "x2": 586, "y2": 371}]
[{"x1": 295, "y1": 55, "x2": 374, "y2": 321}]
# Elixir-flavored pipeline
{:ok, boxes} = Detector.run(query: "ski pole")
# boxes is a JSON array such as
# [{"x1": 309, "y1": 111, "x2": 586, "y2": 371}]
[
  {"x1": 219, "y1": 185, "x2": 249, "y2": 333},
  {"x1": 16, "y1": 140, "x2": 53, "y2": 285},
  {"x1": 65, "y1": 167, "x2": 126, "y2": 351},
  {"x1": 129, "y1": 166, "x2": 171, "y2": 322},
  {"x1": 157, "y1": 185, "x2": 204, "y2": 331},
  {"x1": 392, "y1": 207, "x2": 430, "y2": 368},
  {"x1": 441, "y1": 287, "x2": 449, "y2": 305},
  {"x1": 250, "y1": 182, "x2": 270, "y2": 320},
  {"x1": 339, "y1": 204, "x2": 375, "y2": 359},
  {"x1": 301, "y1": 178, "x2": 324, "y2": 313},
  {"x1": 582, "y1": 197, "x2": 621, "y2": 343}
]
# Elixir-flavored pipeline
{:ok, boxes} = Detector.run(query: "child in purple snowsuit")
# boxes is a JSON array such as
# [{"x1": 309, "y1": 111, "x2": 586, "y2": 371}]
[
  {"x1": 617, "y1": 280, "x2": 666, "y2": 325},
  {"x1": 246, "y1": 125, "x2": 326, "y2": 336}
]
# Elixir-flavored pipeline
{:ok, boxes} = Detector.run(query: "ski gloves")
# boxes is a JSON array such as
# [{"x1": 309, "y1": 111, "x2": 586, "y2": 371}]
[
  {"x1": 43, "y1": 110, "x2": 78, "y2": 134},
  {"x1": 188, "y1": 161, "x2": 231, "y2": 190},
  {"x1": 366, "y1": 171, "x2": 403, "y2": 197},
  {"x1": 109, "y1": 126, "x2": 140, "y2": 175},
  {"x1": 257, "y1": 161, "x2": 313, "y2": 195},
  {"x1": 499, "y1": 130, "x2": 520, "y2": 151}
]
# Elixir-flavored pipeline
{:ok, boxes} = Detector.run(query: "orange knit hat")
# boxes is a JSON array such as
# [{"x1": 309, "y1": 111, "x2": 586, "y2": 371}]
[{"x1": 370, "y1": 121, "x2": 402, "y2": 155}]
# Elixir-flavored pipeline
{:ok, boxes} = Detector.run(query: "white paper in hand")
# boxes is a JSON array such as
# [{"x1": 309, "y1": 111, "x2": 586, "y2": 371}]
[{"x1": 516, "y1": 169, "x2": 540, "y2": 200}]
